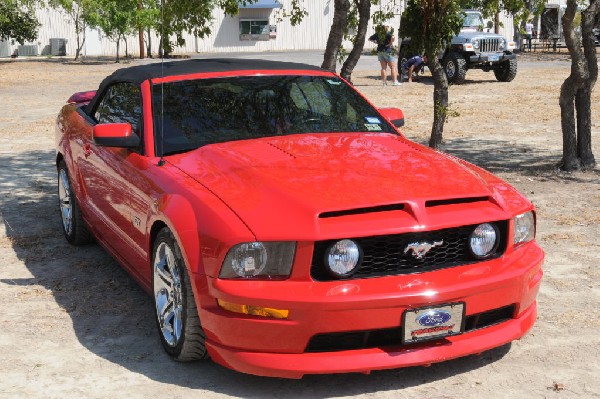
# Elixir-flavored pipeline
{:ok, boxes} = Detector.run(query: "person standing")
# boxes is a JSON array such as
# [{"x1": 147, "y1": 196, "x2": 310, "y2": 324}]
[
  {"x1": 369, "y1": 25, "x2": 400, "y2": 86},
  {"x1": 525, "y1": 20, "x2": 535, "y2": 51}
]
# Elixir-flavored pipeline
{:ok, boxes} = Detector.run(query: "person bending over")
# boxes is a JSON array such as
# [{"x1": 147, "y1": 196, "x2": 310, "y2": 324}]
[{"x1": 402, "y1": 54, "x2": 428, "y2": 83}]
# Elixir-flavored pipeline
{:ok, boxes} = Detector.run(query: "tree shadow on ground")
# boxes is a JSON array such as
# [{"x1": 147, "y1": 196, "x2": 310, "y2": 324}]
[
  {"x1": 0, "y1": 56, "x2": 140, "y2": 66},
  {"x1": 0, "y1": 149, "x2": 520, "y2": 397},
  {"x1": 437, "y1": 137, "x2": 600, "y2": 184},
  {"x1": 354, "y1": 74, "x2": 502, "y2": 87}
]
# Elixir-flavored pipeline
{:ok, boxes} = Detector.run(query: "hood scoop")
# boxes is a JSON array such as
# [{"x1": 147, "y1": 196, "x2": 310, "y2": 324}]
[
  {"x1": 425, "y1": 196, "x2": 490, "y2": 208},
  {"x1": 319, "y1": 204, "x2": 405, "y2": 219}
]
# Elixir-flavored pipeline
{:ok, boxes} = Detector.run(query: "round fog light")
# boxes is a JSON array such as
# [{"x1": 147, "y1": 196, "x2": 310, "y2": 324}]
[
  {"x1": 469, "y1": 223, "x2": 499, "y2": 258},
  {"x1": 326, "y1": 239, "x2": 361, "y2": 277}
]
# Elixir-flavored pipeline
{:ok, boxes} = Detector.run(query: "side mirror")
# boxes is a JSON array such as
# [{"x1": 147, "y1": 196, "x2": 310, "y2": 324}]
[
  {"x1": 379, "y1": 107, "x2": 405, "y2": 128},
  {"x1": 93, "y1": 123, "x2": 140, "y2": 148}
]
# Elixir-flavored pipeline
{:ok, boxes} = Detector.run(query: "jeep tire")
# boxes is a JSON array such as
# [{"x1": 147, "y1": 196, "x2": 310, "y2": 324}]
[
  {"x1": 494, "y1": 58, "x2": 517, "y2": 82},
  {"x1": 443, "y1": 52, "x2": 467, "y2": 84}
]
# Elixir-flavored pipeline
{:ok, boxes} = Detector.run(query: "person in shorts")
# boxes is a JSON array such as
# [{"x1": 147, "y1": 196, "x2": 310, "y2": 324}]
[{"x1": 369, "y1": 25, "x2": 400, "y2": 86}]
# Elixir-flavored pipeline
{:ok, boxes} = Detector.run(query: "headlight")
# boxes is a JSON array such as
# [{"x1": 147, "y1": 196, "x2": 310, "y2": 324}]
[
  {"x1": 220, "y1": 241, "x2": 296, "y2": 279},
  {"x1": 472, "y1": 39, "x2": 480, "y2": 49},
  {"x1": 325, "y1": 239, "x2": 361, "y2": 278},
  {"x1": 469, "y1": 223, "x2": 499, "y2": 258},
  {"x1": 499, "y1": 38, "x2": 506, "y2": 50},
  {"x1": 514, "y1": 212, "x2": 535, "y2": 246}
]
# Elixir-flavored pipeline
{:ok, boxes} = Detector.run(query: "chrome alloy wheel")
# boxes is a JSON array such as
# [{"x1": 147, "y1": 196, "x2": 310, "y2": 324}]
[
  {"x1": 58, "y1": 168, "x2": 73, "y2": 235},
  {"x1": 153, "y1": 242, "x2": 184, "y2": 347}
]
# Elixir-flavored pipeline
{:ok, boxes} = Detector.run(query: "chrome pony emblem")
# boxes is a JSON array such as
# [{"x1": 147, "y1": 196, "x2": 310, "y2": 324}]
[{"x1": 404, "y1": 241, "x2": 444, "y2": 259}]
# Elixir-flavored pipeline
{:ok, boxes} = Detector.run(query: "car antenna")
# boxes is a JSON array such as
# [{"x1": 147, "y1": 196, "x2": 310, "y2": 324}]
[{"x1": 157, "y1": 0, "x2": 166, "y2": 167}]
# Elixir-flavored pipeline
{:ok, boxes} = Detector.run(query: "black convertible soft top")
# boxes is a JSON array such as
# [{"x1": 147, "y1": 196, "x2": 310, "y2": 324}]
[
  {"x1": 86, "y1": 58, "x2": 324, "y2": 114},
  {"x1": 102, "y1": 58, "x2": 323, "y2": 85}
]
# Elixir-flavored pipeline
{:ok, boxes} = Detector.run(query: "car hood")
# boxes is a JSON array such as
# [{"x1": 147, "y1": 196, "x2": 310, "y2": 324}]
[
  {"x1": 455, "y1": 31, "x2": 505, "y2": 40},
  {"x1": 168, "y1": 133, "x2": 522, "y2": 240}
]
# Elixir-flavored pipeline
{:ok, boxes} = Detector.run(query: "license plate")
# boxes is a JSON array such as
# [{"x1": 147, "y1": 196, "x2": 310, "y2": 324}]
[
  {"x1": 488, "y1": 54, "x2": 500, "y2": 62},
  {"x1": 402, "y1": 303, "x2": 465, "y2": 344}
]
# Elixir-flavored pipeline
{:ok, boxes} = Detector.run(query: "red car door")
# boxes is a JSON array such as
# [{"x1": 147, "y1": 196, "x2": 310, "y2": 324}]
[{"x1": 79, "y1": 83, "x2": 150, "y2": 275}]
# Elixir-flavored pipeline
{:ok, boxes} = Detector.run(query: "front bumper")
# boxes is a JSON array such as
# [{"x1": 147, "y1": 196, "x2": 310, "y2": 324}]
[
  {"x1": 469, "y1": 52, "x2": 516, "y2": 64},
  {"x1": 195, "y1": 242, "x2": 544, "y2": 378}
]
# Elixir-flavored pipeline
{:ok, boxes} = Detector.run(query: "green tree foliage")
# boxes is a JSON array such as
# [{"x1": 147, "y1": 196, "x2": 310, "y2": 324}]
[
  {"x1": 86, "y1": 0, "x2": 140, "y2": 62},
  {"x1": 49, "y1": 0, "x2": 97, "y2": 60},
  {"x1": 154, "y1": 0, "x2": 215, "y2": 56},
  {"x1": 321, "y1": 0, "x2": 400, "y2": 76},
  {"x1": 321, "y1": 0, "x2": 350, "y2": 72},
  {"x1": 0, "y1": 0, "x2": 40, "y2": 44},
  {"x1": 400, "y1": 0, "x2": 463, "y2": 148},
  {"x1": 49, "y1": 0, "x2": 306, "y2": 59},
  {"x1": 153, "y1": 1, "x2": 293, "y2": 56},
  {"x1": 277, "y1": 0, "x2": 308, "y2": 26},
  {"x1": 459, "y1": 0, "x2": 545, "y2": 41}
]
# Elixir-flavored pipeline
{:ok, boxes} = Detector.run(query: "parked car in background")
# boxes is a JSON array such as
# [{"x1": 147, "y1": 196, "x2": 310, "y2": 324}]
[
  {"x1": 56, "y1": 59, "x2": 543, "y2": 378},
  {"x1": 400, "y1": 10, "x2": 517, "y2": 84}
]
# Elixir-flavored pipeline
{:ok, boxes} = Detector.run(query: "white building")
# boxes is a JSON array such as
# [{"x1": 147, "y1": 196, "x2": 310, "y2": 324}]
[
  {"x1": 2, "y1": 1, "x2": 401, "y2": 58},
  {"x1": 0, "y1": 0, "x2": 567, "y2": 59}
]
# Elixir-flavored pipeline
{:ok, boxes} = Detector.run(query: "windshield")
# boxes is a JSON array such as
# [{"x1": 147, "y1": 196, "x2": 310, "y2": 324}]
[
  {"x1": 463, "y1": 12, "x2": 483, "y2": 28},
  {"x1": 152, "y1": 75, "x2": 395, "y2": 156}
]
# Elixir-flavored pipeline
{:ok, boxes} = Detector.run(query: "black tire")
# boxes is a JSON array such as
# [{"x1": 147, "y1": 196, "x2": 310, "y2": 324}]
[
  {"x1": 494, "y1": 58, "x2": 518, "y2": 82},
  {"x1": 57, "y1": 160, "x2": 92, "y2": 245},
  {"x1": 443, "y1": 52, "x2": 467, "y2": 84},
  {"x1": 152, "y1": 227, "x2": 208, "y2": 361}
]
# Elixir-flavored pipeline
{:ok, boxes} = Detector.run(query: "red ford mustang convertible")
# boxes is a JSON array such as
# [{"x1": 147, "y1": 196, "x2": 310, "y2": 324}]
[{"x1": 55, "y1": 59, "x2": 544, "y2": 378}]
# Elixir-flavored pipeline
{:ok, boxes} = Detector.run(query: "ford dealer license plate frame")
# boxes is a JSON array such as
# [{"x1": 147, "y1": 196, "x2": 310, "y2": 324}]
[{"x1": 402, "y1": 302, "x2": 466, "y2": 344}]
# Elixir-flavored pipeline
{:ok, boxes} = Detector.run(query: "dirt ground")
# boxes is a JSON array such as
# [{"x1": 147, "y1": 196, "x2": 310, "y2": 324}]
[{"x1": 0, "y1": 52, "x2": 599, "y2": 399}]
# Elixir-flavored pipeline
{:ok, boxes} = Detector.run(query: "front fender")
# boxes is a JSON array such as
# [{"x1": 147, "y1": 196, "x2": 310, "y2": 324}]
[{"x1": 150, "y1": 189, "x2": 255, "y2": 278}]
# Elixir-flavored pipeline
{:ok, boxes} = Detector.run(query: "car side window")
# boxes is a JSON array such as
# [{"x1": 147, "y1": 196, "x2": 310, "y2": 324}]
[{"x1": 94, "y1": 83, "x2": 142, "y2": 134}]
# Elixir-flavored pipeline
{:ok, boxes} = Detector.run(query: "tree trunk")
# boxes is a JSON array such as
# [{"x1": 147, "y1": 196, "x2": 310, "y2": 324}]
[
  {"x1": 146, "y1": 28, "x2": 152, "y2": 58},
  {"x1": 559, "y1": 0, "x2": 589, "y2": 171},
  {"x1": 116, "y1": 38, "x2": 121, "y2": 63},
  {"x1": 139, "y1": 28, "x2": 145, "y2": 59},
  {"x1": 321, "y1": 0, "x2": 350, "y2": 72},
  {"x1": 575, "y1": 0, "x2": 600, "y2": 168},
  {"x1": 138, "y1": 0, "x2": 145, "y2": 59},
  {"x1": 512, "y1": 12, "x2": 521, "y2": 47},
  {"x1": 494, "y1": 12, "x2": 500, "y2": 34},
  {"x1": 428, "y1": 55, "x2": 449, "y2": 149},
  {"x1": 74, "y1": 12, "x2": 84, "y2": 61},
  {"x1": 560, "y1": 75, "x2": 582, "y2": 170},
  {"x1": 340, "y1": 0, "x2": 370, "y2": 82}
]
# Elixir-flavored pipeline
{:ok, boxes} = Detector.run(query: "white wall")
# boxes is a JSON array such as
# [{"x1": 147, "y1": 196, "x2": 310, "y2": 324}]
[
  {"x1": 3, "y1": 0, "x2": 403, "y2": 58},
  {"x1": 11, "y1": 1, "x2": 561, "y2": 58}
]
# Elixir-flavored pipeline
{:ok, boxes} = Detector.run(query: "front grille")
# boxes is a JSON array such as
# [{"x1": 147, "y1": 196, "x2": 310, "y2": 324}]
[
  {"x1": 310, "y1": 221, "x2": 508, "y2": 281},
  {"x1": 305, "y1": 305, "x2": 516, "y2": 353},
  {"x1": 480, "y1": 38, "x2": 501, "y2": 52}
]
